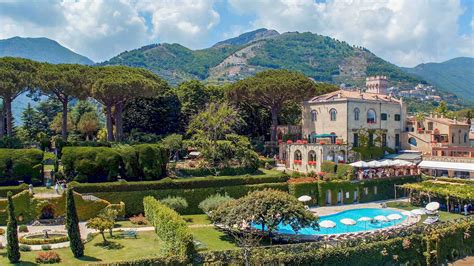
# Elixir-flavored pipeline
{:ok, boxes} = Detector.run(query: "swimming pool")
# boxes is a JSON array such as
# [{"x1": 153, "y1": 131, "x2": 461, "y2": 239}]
[{"x1": 264, "y1": 208, "x2": 407, "y2": 235}]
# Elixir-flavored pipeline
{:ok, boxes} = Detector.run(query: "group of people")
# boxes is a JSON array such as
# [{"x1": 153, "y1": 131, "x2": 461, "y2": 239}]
[{"x1": 54, "y1": 180, "x2": 67, "y2": 194}]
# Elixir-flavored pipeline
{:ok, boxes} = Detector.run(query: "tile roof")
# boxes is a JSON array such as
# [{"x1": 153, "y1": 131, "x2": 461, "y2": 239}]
[
  {"x1": 425, "y1": 116, "x2": 470, "y2": 126},
  {"x1": 308, "y1": 90, "x2": 400, "y2": 103}
]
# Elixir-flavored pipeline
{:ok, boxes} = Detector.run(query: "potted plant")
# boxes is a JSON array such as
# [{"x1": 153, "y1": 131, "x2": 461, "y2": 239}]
[{"x1": 319, "y1": 141, "x2": 326, "y2": 145}]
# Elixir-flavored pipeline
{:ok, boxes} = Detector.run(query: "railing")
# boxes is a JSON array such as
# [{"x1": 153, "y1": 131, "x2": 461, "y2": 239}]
[{"x1": 423, "y1": 156, "x2": 474, "y2": 163}]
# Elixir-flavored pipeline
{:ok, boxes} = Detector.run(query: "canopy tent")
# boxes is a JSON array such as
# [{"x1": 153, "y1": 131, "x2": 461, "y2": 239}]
[
  {"x1": 351, "y1": 159, "x2": 415, "y2": 168},
  {"x1": 367, "y1": 160, "x2": 381, "y2": 168},
  {"x1": 350, "y1": 161, "x2": 369, "y2": 168},
  {"x1": 418, "y1": 160, "x2": 474, "y2": 172},
  {"x1": 392, "y1": 159, "x2": 415, "y2": 167},
  {"x1": 312, "y1": 133, "x2": 336, "y2": 138}
]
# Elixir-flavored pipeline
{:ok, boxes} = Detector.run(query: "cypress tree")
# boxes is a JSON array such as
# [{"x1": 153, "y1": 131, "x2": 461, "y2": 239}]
[
  {"x1": 6, "y1": 191, "x2": 20, "y2": 263},
  {"x1": 66, "y1": 188, "x2": 84, "y2": 257}
]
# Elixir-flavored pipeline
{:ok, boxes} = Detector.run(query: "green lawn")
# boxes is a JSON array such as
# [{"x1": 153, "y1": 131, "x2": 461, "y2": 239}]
[
  {"x1": 190, "y1": 227, "x2": 238, "y2": 251},
  {"x1": 183, "y1": 214, "x2": 212, "y2": 225},
  {"x1": 387, "y1": 201, "x2": 464, "y2": 224},
  {"x1": 0, "y1": 231, "x2": 162, "y2": 266},
  {"x1": 115, "y1": 220, "x2": 150, "y2": 228}
]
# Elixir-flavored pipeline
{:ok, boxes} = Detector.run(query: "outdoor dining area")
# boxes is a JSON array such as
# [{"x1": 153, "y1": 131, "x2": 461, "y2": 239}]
[{"x1": 350, "y1": 159, "x2": 419, "y2": 180}]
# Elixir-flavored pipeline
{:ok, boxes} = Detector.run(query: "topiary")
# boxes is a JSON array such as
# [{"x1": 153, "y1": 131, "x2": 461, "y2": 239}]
[
  {"x1": 18, "y1": 225, "x2": 28, "y2": 233},
  {"x1": 65, "y1": 188, "x2": 84, "y2": 258},
  {"x1": 6, "y1": 191, "x2": 20, "y2": 263}
]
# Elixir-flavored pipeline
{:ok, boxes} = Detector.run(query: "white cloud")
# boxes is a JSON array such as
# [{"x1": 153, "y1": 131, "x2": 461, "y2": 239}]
[
  {"x1": 0, "y1": 0, "x2": 221, "y2": 62},
  {"x1": 228, "y1": 0, "x2": 474, "y2": 67}
]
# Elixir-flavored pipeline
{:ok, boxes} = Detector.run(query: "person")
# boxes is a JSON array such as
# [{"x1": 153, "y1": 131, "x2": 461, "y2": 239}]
[
  {"x1": 28, "y1": 184, "x2": 34, "y2": 194},
  {"x1": 464, "y1": 204, "x2": 468, "y2": 216},
  {"x1": 54, "y1": 182, "x2": 59, "y2": 194}
]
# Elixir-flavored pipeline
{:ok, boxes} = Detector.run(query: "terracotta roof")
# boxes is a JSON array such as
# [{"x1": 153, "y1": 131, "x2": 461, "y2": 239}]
[
  {"x1": 309, "y1": 90, "x2": 400, "y2": 103},
  {"x1": 425, "y1": 116, "x2": 469, "y2": 126}
]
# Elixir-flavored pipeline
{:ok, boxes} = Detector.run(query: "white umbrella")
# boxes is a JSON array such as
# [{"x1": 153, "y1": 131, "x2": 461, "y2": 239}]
[
  {"x1": 374, "y1": 215, "x2": 388, "y2": 222},
  {"x1": 367, "y1": 160, "x2": 381, "y2": 168},
  {"x1": 358, "y1": 217, "x2": 372, "y2": 230},
  {"x1": 350, "y1": 160, "x2": 368, "y2": 168},
  {"x1": 425, "y1": 202, "x2": 440, "y2": 212},
  {"x1": 340, "y1": 218, "x2": 357, "y2": 232},
  {"x1": 298, "y1": 195, "x2": 312, "y2": 202},
  {"x1": 401, "y1": 211, "x2": 413, "y2": 217},
  {"x1": 319, "y1": 220, "x2": 336, "y2": 228},
  {"x1": 411, "y1": 209, "x2": 426, "y2": 216},
  {"x1": 387, "y1": 214, "x2": 403, "y2": 221},
  {"x1": 393, "y1": 159, "x2": 414, "y2": 167}
]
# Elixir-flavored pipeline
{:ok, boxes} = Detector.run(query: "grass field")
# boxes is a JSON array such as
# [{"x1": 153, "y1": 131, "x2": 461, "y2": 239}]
[{"x1": 0, "y1": 231, "x2": 162, "y2": 266}]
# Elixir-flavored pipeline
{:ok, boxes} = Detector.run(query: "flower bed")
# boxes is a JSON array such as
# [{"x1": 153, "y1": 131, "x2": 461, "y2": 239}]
[{"x1": 19, "y1": 232, "x2": 69, "y2": 245}]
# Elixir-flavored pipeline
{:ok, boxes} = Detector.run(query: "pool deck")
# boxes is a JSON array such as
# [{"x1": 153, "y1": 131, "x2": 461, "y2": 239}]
[{"x1": 309, "y1": 198, "x2": 410, "y2": 216}]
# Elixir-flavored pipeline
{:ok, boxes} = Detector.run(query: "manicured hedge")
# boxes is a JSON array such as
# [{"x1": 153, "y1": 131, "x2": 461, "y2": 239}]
[
  {"x1": 176, "y1": 166, "x2": 258, "y2": 177},
  {"x1": 71, "y1": 171, "x2": 289, "y2": 193},
  {"x1": 0, "y1": 148, "x2": 43, "y2": 185},
  {"x1": 0, "y1": 190, "x2": 37, "y2": 224},
  {"x1": 143, "y1": 196, "x2": 194, "y2": 258},
  {"x1": 288, "y1": 181, "x2": 318, "y2": 206},
  {"x1": 0, "y1": 184, "x2": 28, "y2": 197},
  {"x1": 335, "y1": 164, "x2": 355, "y2": 180},
  {"x1": 92, "y1": 256, "x2": 187, "y2": 266},
  {"x1": 61, "y1": 144, "x2": 168, "y2": 182},
  {"x1": 19, "y1": 234, "x2": 68, "y2": 245},
  {"x1": 321, "y1": 161, "x2": 336, "y2": 173},
  {"x1": 94, "y1": 182, "x2": 289, "y2": 216}
]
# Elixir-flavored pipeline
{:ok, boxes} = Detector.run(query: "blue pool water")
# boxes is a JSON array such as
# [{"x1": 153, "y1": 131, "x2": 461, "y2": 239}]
[{"x1": 261, "y1": 208, "x2": 407, "y2": 235}]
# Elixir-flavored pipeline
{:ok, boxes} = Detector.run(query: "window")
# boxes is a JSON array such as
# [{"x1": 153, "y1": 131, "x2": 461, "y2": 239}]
[
  {"x1": 381, "y1": 113, "x2": 387, "y2": 121},
  {"x1": 345, "y1": 192, "x2": 350, "y2": 199},
  {"x1": 382, "y1": 133, "x2": 387, "y2": 147},
  {"x1": 329, "y1": 108, "x2": 337, "y2": 121},
  {"x1": 354, "y1": 108, "x2": 360, "y2": 121},
  {"x1": 408, "y1": 137, "x2": 417, "y2": 146},
  {"x1": 428, "y1": 122, "x2": 433, "y2": 130},
  {"x1": 374, "y1": 186, "x2": 378, "y2": 195},
  {"x1": 310, "y1": 110, "x2": 317, "y2": 122},
  {"x1": 465, "y1": 133, "x2": 468, "y2": 143},
  {"x1": 353, "y1": 133, "x2": 359, "y2": 147},
  {"x1": 394, "y1": 114, "x2": 401, "y2": 121},
  {"x1": 452, "y1": 134, "x2": 455, "y2": 143},
  {"x1": 308, "y1": 150, "x2": 317, "y2": 162},
  {"x1": 395, "y1": 134, "x2": 400, "y2": 147},
  {"x1": 367, "y1": 109, "x2": 376, "y2": 123},
  {"x1": 294, "y1": 150, "x2": 302, "y2": 161},
  {"x1": 368, "y1": 133, "x2": 374, "y2": 147},
  {"x1": 364, "y1": 187, "x2": 369, "y2": 195}
]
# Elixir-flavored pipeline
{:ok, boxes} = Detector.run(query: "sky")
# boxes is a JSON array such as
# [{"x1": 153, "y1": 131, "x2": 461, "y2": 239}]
[{"x1": 0, "y1": 0, "x2": 473, "y2": 67}]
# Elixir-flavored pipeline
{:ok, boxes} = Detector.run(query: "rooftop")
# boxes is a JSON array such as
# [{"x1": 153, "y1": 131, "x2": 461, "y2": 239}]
[
  {"x1": 425, "y1": 116, "x2": 469, "y2": 126},
  {"x1": 308, "y1": 90, "x2": 400, "y2": 104}
]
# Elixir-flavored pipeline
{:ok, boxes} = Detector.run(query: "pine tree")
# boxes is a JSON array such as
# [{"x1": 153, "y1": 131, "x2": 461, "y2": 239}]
[
  {"x1": 6, "y1": 191, "x2": 20, "y2": 263},
  {"x1": 66, "y1": 188, "x2": 84, "y2": 257},
  {"x1": 21, "y1": 103, "x2": 39, "y2": 141}
]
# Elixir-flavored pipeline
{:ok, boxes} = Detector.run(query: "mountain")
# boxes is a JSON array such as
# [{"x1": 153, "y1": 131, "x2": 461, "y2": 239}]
[
  {"x1": 0, "y1": 36, "x2": 93, "y2": 64},
  {"x1": 0, "y1": 36, "x2": 94, "y2": 125},
  {"x1": 402, "y1": 57, "x2": 474, "y2": 102},
  {"x1": 103, "y1": 28, "x2": 423, "y2": 88}
]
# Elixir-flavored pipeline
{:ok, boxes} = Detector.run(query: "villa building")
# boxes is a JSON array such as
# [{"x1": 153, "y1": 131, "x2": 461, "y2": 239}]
[{"x1": 282, "y1": 76, "x2": 407, "y2": 173}]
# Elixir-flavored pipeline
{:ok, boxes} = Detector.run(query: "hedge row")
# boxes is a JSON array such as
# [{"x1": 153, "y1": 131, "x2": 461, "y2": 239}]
[
  {"x1": 94, "y1": 182, "x2": 289, "y2": 216},
  {"x1": 143, "y1": 196, "x2": 194, "y2": 258},
  {"x1": 61, "y1": 144, "x2": 167, "y2": 183},
  {"x1": 176, "y1": 166, "x2": 258, "y2": 177},
  {"x1": 0, "y1": 148, "x2": 43, "y2": 185},
  {"x1": 70, "y1": 171, "x2": 289, "y2": 193},
  {"x1": 0, "y1": 183, "x2": 28, "y2": 197}
]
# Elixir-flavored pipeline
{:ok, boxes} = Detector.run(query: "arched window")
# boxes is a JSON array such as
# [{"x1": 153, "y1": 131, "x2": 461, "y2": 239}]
[
  {"x1": 408, "y1": 137, "x2": 417, "y2": 146},
  {"x1": 308, "y1": 150, "x2": 317, "y2": 163},
  {"x1": 367, "y1": 109, "x2": 376, "y2": 124},
  {"x1": 329, "y1": 108, "x2": 337, "y2": 121},
  {"x1": 354, "y1": 108, "x2": 360, "y2": 121},
  {"x1": 294, "y1": 150, "x2": 302, "y2": 161},
  {"x1": 310, "y1": 110, "x2": 317, "y2": 122}
]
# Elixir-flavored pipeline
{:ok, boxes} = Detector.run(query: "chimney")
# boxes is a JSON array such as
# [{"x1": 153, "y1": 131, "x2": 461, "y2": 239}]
[
  {"x1": 429, "y1": 112, "x2": 433, "y2": 118},
  {"x1": 454, "y1": 117, "x2": 457, "y2": 124}
]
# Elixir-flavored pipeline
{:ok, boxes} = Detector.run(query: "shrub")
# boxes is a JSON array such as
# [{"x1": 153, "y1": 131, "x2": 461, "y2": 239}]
[
  {"x1": 41, "y1": 244, "x2": 52, "y2": 250},
  {"x1": 35, "y1": 251, "x2": 61, "y2": 264},
  {"x1": 0, "y1": 149, "x2": 43, "y2": 185},
  {"x1": 143, "y1": 196, "x2": 194, "y2": 258},
  {"x1": 0, "y1": 183, "x2": 28, "y2": 197},
  {"x1": 198, "y1": 193, "x2": 234, "y2": 214},
  {"x1": 336, "y1": 164, "x2": 355, "y2": 180},
  {"x1": 321, "y1": 161, "x2": 336, "y2": 173},
  {"x1": 19, "y1": 235, "x2": 68, "y2": 245},
  {"x1": 19, "y1": 244, "x2": 31, "y2": 252},
  {"x1": 18, "y1": 225, "x2": 28, "y2": 233},
  {"x1": 160, "y1": 196, "x2": 188, "y2": 213},
  {"x1": 129, "y1": 214, "x2": 147, "y2": 225}
]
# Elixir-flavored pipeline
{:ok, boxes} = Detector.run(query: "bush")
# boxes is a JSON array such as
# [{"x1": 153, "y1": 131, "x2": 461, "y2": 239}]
[
  {"x1": 35, "y1": 251, "x2": 61, "y2": 264},
  {"x1": 19, "y1": 235, "x2": 68, "y2": 245},
  {"x1": 321, "y1": 161, "x2": 336, "y2": 173},
  {"x1": 129, "y1": 214, "x2": 147, "y2": 225},
  {"x1": 19, "y1": 244, "x2": 31, "y2": 252},
  {"x1": 0, "y1": 184, "x2": 28, "y2": 197},
  {"x1": 336, "y1": 164, "x2": 355, "y2": 180},
  {"x1": 41, "y1": 244, "x2": 52, "y2": 250},
  {"x1": 198, "y1": 193, "x2": 234, "y2": 214},
  {"x1": 143, "y1": 197, "x2": 194, "y2": 258},
  {"x1": 18, "y1": 225, "x2": 28, "y2": 232},
  {"x1": 259, "y1": 158, "x2": 276, "y2": 168},
  {"x1": 160, "y1": 196, "x2": 188, "y2": 213},
  {"x1": 0, "y1": 149, "x2": 43, "y2": 185},
  {"x1": 176, "y1": 166, "x2": 258, "y2": 177}
]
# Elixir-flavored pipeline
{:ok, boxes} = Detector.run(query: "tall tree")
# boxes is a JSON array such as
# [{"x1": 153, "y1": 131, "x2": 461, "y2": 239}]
[
  {"x1": 92, "y1": 66, "x2": 167, "y2": 141},
  {"x1": 6, "y1": 191, "x2": 20, "y2": 263},
  {"x1": 77, "y1": 112, "x2": 99, "y2": 140},
  {"x1": 228, "y1": 69, "x2": 336, "y2": 142},
  {"x1": 175, "y1": 80, "x2": 212, "y2": 127},
  {"x1": 0, "y1": 57, "x2": 38, "y2": 137},
  {"x1": 38, "y1": 63, "x2": 91, "y2": 140},
  {"x1": 66, "y1": 188, "x2": 84, "y2": 257},
  {"x1": 21, "y1": 103, "x2": 40, "y2": 141},
  {"x1": 35, "y1": 98, "x2": 62, "y2": 136}
]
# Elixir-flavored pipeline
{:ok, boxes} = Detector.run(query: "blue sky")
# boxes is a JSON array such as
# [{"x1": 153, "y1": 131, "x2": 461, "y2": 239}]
[{"x1": 0, "y1": 0, "x2": 473, "y2": 67}]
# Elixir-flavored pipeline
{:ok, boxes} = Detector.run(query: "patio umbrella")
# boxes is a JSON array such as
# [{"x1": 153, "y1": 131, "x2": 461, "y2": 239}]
[
  {"x1": 340, "y1": 218, "x2": 357, "y2": 232},
  {"x1": 357, "y1": 217, "x2": 372, "y2": 230},
  {"x1": 298, "y1": 195, "x2": 312, "y2": 202},
  {"x1": 319, "y1": 220, "x2": 337, "y2": 235},
  {"x1": 401, "y1": 211, "x2": 413, "y2": 217},
  {"x1": 387, "y1": 214, "x2": 402, "y2": 221},
  {"x1": 373, "y1": 215, "x2": 388, "y2": 222},
  {"x1": 410, "y1": 209, "x2": 426, "y2": 216},
  {"x1": 367, "y1": 160, "x2": 381, "y2": 168},
  {"x1": 350, "y1": 161, "x2": 368, "y2": 168},
  {"x1": 425, "y1": 202, "x2": 440, "y2": 212}
]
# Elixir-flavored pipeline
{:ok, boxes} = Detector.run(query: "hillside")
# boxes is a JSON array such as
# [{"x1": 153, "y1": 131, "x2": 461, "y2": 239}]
[
  {"x1": 103, "y1": 29, "x2": 423, "y2": 87},
  {"x1": 0, "y1": 37, "x2": 93, "y2": 65},
  {"x1": 402, "y1": 57, "x2": 474, "y2": 102},
  {"x1": 0, "y1": 36, "x2": 94, "y2": 124}
]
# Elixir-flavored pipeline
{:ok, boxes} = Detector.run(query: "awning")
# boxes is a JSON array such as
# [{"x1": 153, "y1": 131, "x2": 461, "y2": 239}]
[
  {"x1": 418, "y1": 160, "x2": 474, "y2": 172},
  {"x1": 312, "y1": 133, "x2": 336, "y2": 138}
]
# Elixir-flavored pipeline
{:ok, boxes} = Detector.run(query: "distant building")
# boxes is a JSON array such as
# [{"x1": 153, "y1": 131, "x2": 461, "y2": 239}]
[{"x1": 365, "y1": 76, "x2": 388, "y2": 95}]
